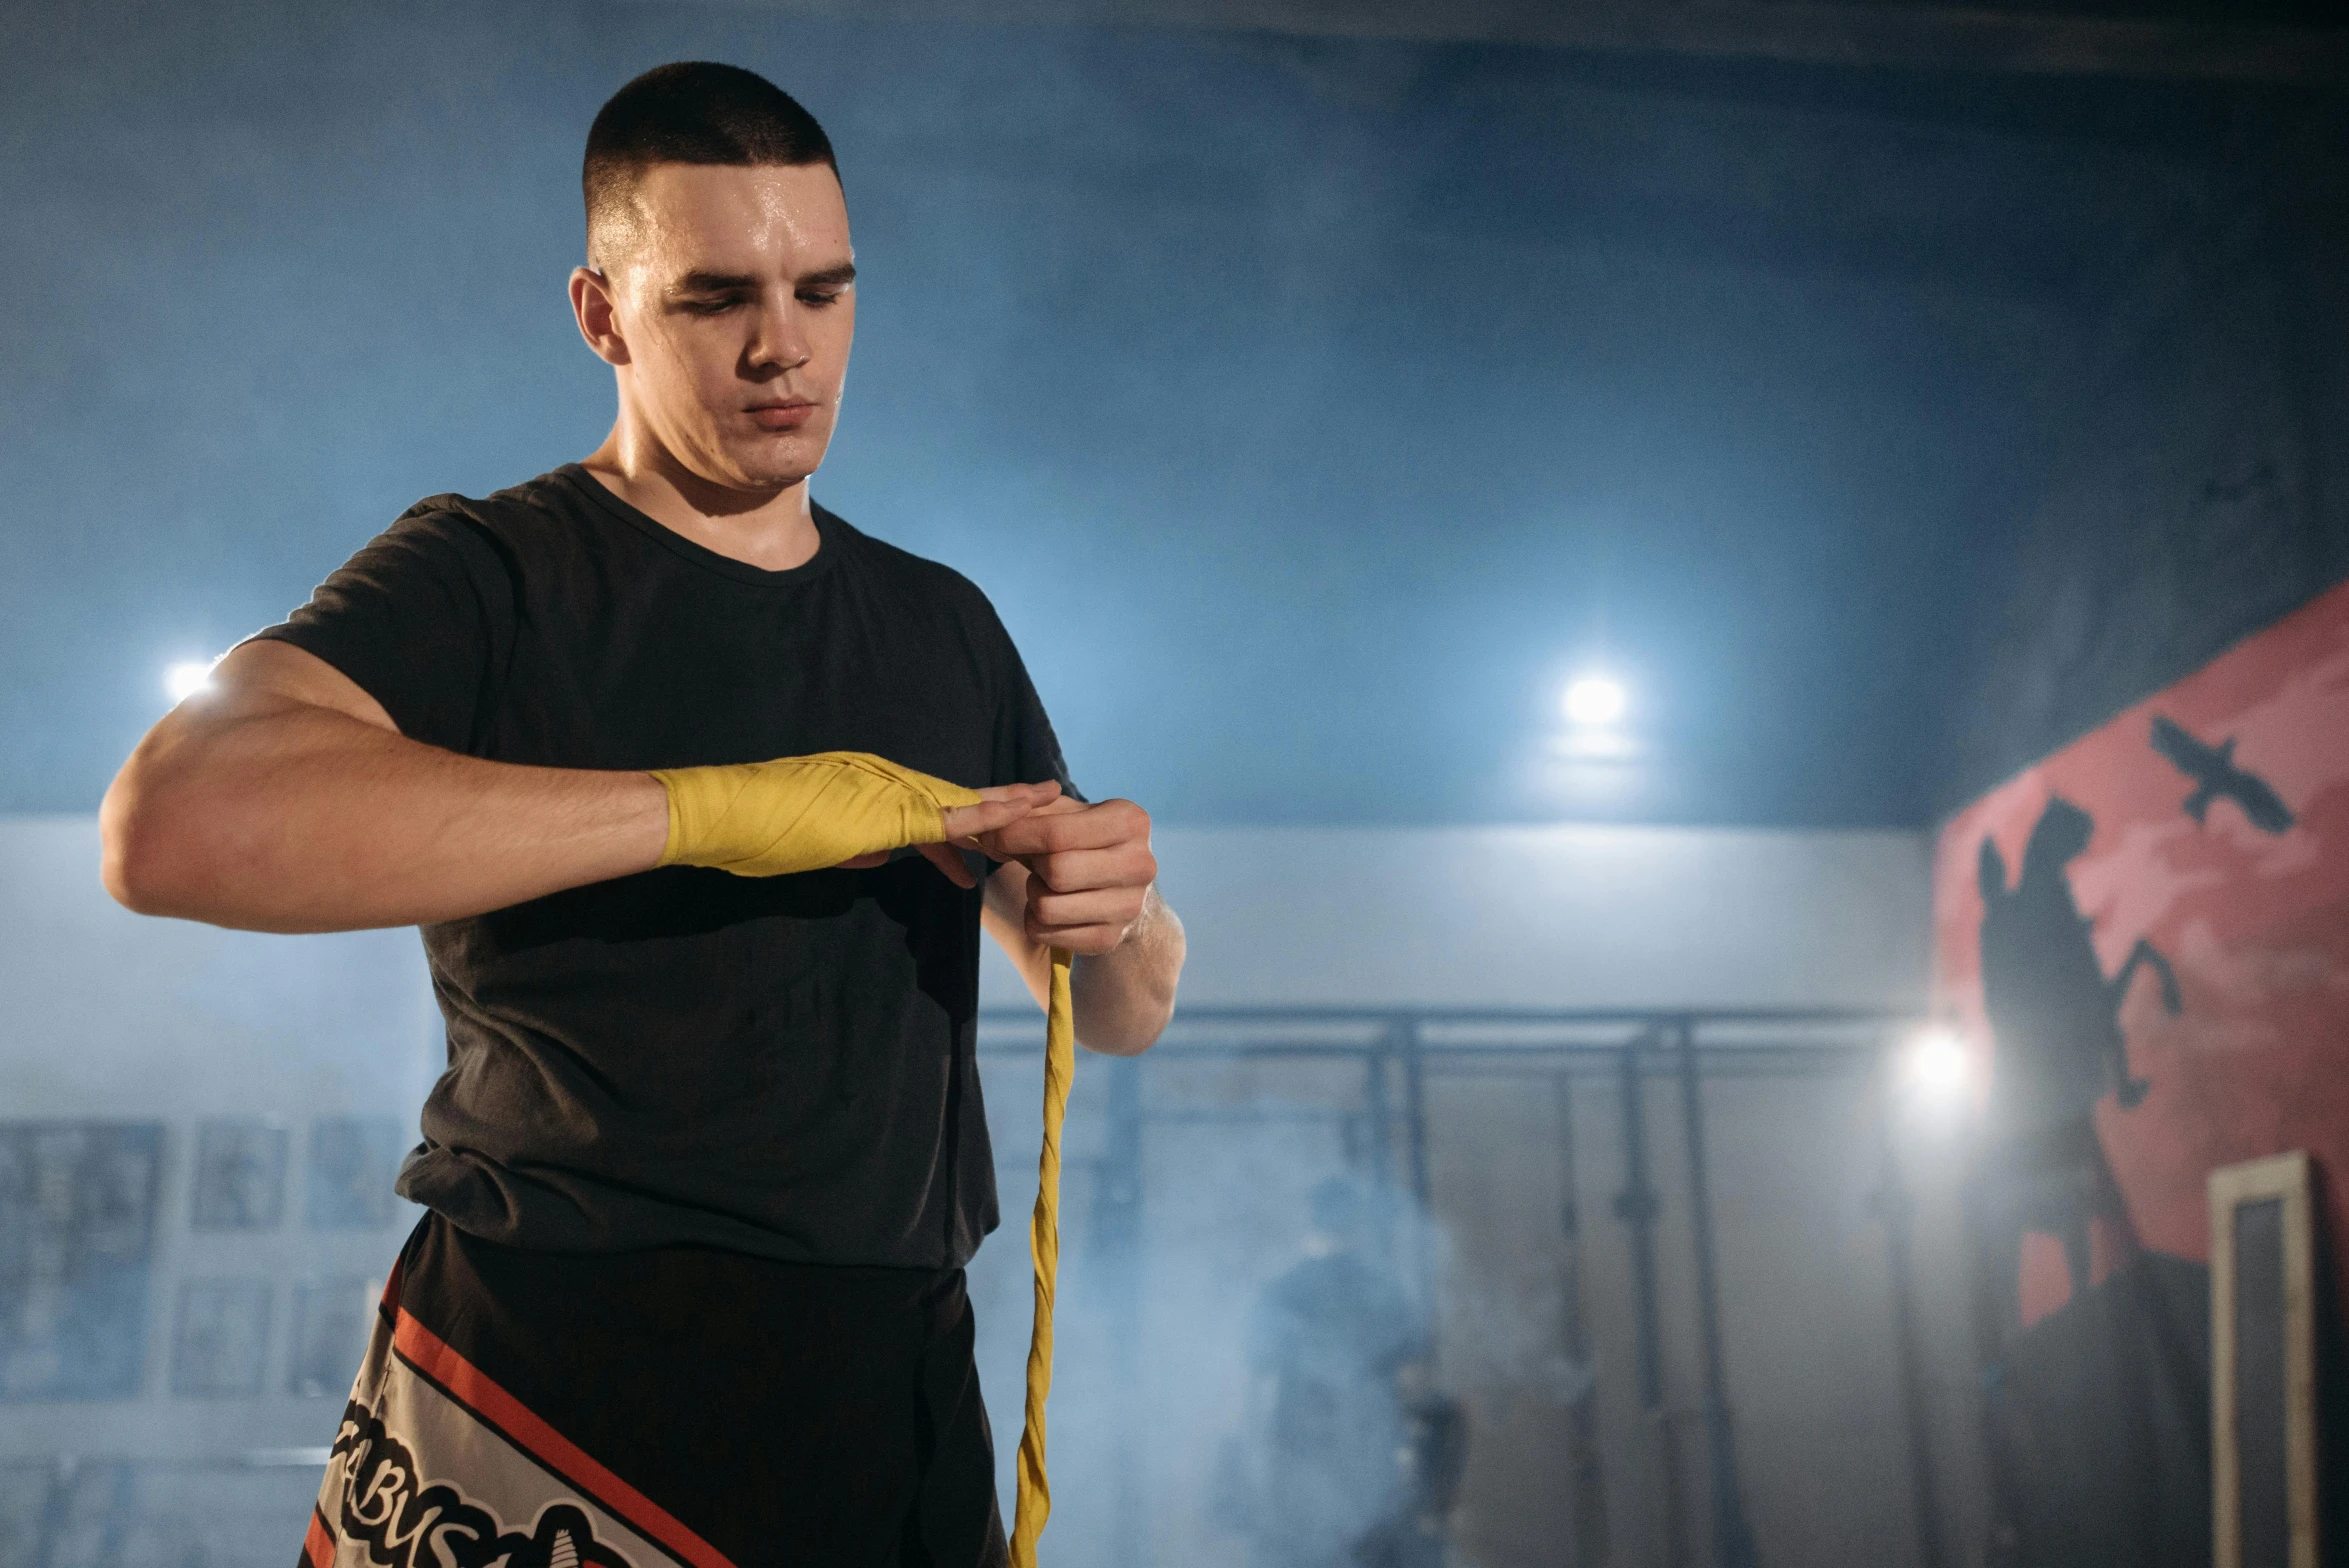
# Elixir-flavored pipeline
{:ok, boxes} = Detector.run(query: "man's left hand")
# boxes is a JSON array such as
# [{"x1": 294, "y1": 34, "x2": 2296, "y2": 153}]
[{"x1": 976, "y1": 796, "x2": 1156, "y2": 956}]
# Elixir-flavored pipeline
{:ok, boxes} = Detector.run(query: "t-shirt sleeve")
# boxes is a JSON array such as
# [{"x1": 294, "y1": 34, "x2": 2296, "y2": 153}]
[
  {"x1": 972, "y1": 591, "x2": 1081, "y2": 800},
  {"x1": 996, "y1": 636, "x2": 1084, "y2": 801},
  {"x1": 248, "y1": 506, "x2": 514, "y2": 755}
]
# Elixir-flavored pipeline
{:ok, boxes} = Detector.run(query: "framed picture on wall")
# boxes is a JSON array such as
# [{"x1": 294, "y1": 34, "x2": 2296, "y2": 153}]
[
  {"x1": 288, "y1": 1275, "x2": 378, "y2": 1398},
  {"x1": 0, "y1": 1121, "x2": 164, "y2": 1401},
  {"x1": 170, "y1": 1277, "x2": 273, "y2": 1398},
  {"x1": 190, "y1": 1118, "x2": 288, "y2": 1231},
  {"x1": 306, "y1": 1117, "x2": 407, "y2": 1229}
]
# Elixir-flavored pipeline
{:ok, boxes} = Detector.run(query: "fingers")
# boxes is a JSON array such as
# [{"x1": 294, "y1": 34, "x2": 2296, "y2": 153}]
[
  {"x1": 1004, "y1": 810, "x2": 1156, "y2": 903},
  {"x1": 975, "y1": 797, "x2": 1149, "y2": 863},
  {"x1": 832, "y1": 781, "x2": 1057, "y2": 883},
  {"x1": 1012, "y1": 842, "x2": 1156, "y2": 897},
  {"x1": 928, "y1": 781, "x2": 1061, "y2": 891},
  {"x1": 976, "y1": 779, "x2": 1063, "y2": 807},
  {"x1": 1023, "y1": 883, "x2": 1149, "y2": 952},
  {"x1": 940, "y1": 780, "x2": 1060, "y2": 841},
  {"x1": 983, "y1": 798, "x2": 1160, "y2": 954},
  {"x1": 1032, "y1": 926, "x2": 1130, "y2": 957}
]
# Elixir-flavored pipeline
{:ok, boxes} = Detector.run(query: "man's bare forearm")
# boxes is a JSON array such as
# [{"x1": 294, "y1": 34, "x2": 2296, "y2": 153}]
[
  {"x1": 102, "y1": 665, "x2": 667, "y2": 933},
  {"x1": 1071, "y1": 885, "x2": 1184, "y2": 1054},
  {"x1": 984, "y1": 866, "x2": 1183, "y2": 1055}
]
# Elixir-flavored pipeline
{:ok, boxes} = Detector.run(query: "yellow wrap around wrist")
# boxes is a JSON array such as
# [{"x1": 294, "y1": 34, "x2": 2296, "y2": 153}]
[{"x1": 650, "y1": 750, "x2": 982, "y2": 877}]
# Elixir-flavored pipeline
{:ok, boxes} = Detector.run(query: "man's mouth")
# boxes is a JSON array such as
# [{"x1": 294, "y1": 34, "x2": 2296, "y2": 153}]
[{"x1": 747, "y1": 399, "x2": 816, "y2": 432}]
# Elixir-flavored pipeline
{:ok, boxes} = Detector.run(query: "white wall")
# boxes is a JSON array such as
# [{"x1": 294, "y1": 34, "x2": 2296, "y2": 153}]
[
  {"x1": 0, "y1": 817, "x2": 437, "y2": 1122},
  {"x1": 1, "y1": 818, "x2": 1931, "y2": 1081},
  {"x1": 986, "y1": 822, "x2": 1932, "y2": 1010},
  {"x1": 0, "y1": 816, "x2": 435, "y2": 1464}
]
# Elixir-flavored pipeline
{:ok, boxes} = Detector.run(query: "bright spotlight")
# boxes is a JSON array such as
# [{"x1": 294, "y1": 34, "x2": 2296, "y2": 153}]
[
  {"x1": 165, "y1": 660, "x2": 216, "y2": 703},
  {"x1": 1563, "y1": 674, "x2": 1627, "y2": 727},
  {"x1": 1899, "y1": 1024, "x2": 1973, "y2": 1104}
]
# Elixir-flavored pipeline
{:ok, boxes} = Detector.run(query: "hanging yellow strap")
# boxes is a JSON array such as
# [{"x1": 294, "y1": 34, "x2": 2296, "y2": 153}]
[{"x1": 1011, "y1": 948, "x2": 1075, "y2": 1567}]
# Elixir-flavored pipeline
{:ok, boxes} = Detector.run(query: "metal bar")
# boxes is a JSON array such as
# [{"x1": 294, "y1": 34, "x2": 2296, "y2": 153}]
[
  {"x1": 1401, "y1": 1020, "x2": 1433, "y2": 1215},
  {"x1": 1612, "y1": 1036, "x2": 1686, "y2": 1568},
  {"x1": 1872, "y1": 1071, "x2": 1950, "y2": 1568},
  {"x1": 1140, "y1": 1107, "x2": 1349, "y2": 1125},
  {"x1": 1960, "y1": 1160, "x2": 2027, "y2": 1568},
  {"x1": 981, "y1": 1004, "x2": 1919, "y2": 1027},
  {"x1": 1617, "y1": 1039, "x2": 1666, "y2": 1412},
  {"x1": 1399, "y1": 1018, "x2": 1437, "y2": 1324},
  {"x1": 981, "y1": 1041, "x2": 1390, "y2": 1060},
  {"x1": 35, "y1": 1457, "x2": 70, "y2": 1568},
  {"x1": 1423, "y1": 1054, "x2": 1874, "y2": 1082},
  {"x1": 1086, "y1": 1054, "x2": 1147, "y2": 1567},
  {"x1": 1366, "y1": 1045, "x2": 1396, "y2": 1267},
  {"x1": 1556, "y1": 1072, "x2": 1611, "y2": 1568},
  {"x1": 1676, "y1": 1018, "x2": 1762, "y2": 1568},
  {"x1": 978, "y1": 1037, "x2": 1900, "y2": 1067}
]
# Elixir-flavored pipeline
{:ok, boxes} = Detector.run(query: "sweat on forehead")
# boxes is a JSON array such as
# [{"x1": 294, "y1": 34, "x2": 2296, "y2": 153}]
[
  {"x1": 582, "y1": 60, "x2": 839, "y2": 267},
  {"x1": 591, "y1": 165, "x2": 852, "y2": 284}
]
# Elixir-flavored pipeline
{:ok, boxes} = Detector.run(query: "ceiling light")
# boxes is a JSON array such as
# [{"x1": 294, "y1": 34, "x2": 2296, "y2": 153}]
[{"x1": 1563, "y1": 674, "x2": 1627, "y2": 728}]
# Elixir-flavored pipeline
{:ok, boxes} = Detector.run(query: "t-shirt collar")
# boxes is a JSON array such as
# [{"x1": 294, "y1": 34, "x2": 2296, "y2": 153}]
[{"x1": 555, "y1": 464, "x2": 840, "y2": 588}]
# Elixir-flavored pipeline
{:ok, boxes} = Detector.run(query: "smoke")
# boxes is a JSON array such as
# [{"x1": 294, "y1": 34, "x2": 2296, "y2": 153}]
[{"x1": 967, "y1": 1034, "x2": 1606, "y2": 1565}]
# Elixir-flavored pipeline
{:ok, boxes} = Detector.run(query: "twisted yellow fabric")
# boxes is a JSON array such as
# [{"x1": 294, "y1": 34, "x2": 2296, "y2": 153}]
[
  {"x1": 1011, "y1": 948, "x2": 1075, "y2": 1568},
  {"x1": 652, "y1": 749, "x2": 1078, "y2": 1564},
  {"x1": 651, "y1": 750, "x2": 981, "y2": 877}
]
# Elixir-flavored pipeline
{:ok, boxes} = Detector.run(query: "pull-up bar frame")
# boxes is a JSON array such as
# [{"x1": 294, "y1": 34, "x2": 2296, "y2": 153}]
[{"x1": 975, "y1": 1005, "x2": 1939, "y2": 1568}]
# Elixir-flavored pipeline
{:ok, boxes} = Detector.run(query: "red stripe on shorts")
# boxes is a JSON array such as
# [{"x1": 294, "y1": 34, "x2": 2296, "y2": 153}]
[
  {"x1": 303, "y1": 1506, "x2": 336, "y2": 1568},
  {"x1": 389, "y1": 1307, "x2": 736, "y2": 1568}
]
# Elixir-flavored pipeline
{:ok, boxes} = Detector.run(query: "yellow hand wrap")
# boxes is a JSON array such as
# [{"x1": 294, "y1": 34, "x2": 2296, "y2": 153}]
[
  {"x1": 656, "y1": 747, "x2": 1076, "y2": 1566},
  {"x1": 649, "y1": 751, "x2": 982, "y2": 877}
]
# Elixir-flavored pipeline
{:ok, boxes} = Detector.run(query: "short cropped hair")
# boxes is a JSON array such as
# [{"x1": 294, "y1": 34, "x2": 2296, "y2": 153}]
[{"x1": 583, "y1": 62, "x2": 838, "y2": 264}]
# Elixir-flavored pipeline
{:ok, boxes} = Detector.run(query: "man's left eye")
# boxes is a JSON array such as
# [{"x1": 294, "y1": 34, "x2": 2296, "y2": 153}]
[{"x1": 798, "y1": 291, "x2": 842, "y2": 307}]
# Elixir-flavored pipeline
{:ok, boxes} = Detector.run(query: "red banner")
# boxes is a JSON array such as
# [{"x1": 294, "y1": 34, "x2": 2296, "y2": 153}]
[{"x1": 1933, "y1": 580, "x2": 2349, "y2": 1326}]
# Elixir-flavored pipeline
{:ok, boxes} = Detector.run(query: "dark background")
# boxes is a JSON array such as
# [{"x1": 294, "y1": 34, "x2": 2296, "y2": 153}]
[{"x1": 4, "y1": 0, "x2": 2343, "y2": 828}]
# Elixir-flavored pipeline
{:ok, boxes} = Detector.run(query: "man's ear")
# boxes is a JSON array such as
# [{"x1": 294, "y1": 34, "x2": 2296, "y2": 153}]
[{"x1": 569, "y1": 265, "x2": 631, "y2": 368}]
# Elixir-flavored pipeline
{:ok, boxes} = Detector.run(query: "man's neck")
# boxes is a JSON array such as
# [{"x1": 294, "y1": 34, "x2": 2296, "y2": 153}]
[{"x1": 580, "y1": 430, "x2": 822, "y2": 574}]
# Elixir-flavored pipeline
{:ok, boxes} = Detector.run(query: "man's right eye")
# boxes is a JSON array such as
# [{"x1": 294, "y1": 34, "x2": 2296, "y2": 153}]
[{"x1": 681, "y1": 298, "x2": 743, "y2": 315}]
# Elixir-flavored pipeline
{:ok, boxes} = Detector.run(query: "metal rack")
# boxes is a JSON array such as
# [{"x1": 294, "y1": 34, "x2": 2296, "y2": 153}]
[{"x1": 978, "y1": 1004, "x2": 1944, "y2": 1568}]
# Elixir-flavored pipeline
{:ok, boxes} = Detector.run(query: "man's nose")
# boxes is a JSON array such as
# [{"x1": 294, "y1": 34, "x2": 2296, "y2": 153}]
[{"x1": 748, "y1": 297, "x2": 811, "y2": 374}]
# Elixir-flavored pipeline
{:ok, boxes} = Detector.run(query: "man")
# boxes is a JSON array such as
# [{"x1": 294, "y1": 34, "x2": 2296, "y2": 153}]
[
  {"x1": 1229, "y1": 1178, "x2": 1425, "y2": 1568},
  {"x1": 100, "y1": 61, "x2": 1183, "y2": 1568}
]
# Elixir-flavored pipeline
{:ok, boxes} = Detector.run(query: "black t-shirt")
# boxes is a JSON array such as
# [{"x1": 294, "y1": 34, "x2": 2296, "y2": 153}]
[{"x1": 255, "y1": 465, "x2": 1073, "y2": 1269}]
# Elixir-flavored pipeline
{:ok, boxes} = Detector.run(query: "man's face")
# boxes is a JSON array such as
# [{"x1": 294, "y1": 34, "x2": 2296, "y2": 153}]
[{"x1": 587, "y1": 161, "x2": 855, "y2": 492}]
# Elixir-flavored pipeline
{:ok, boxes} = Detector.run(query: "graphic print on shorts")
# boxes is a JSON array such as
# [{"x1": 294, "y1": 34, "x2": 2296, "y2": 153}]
[
  {"x1": 326, "y1": 1397, "x2": 635, "y2": 1568},
  {"x1": 303, "y1": 1289, "x2": 732, "y2": 1568}
]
